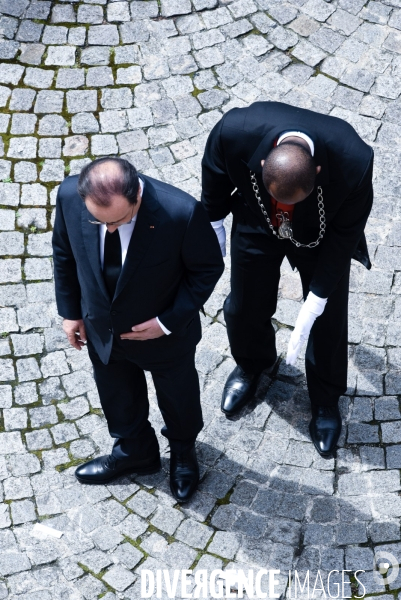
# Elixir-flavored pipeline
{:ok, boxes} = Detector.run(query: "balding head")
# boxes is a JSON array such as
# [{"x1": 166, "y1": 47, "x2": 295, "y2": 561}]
[
  {"x1": 78, "y1": 157, "x2": 140, "y2": 207},
  {"x1": 262, "y1": 143, "x2": 317, "y2": 204}
]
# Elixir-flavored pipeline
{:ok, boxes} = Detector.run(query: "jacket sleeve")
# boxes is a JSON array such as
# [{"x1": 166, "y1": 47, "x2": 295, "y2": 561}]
[
  {"x1": 310, "y1": 151, "x2": 374, "y2": 298},
  {"x1": 201, "y1": 115, "x2": 235, "y2": 222},
  {"x1": 157, "y1": 201, "x2": 225, "y2": 333},
  {"x1": 52, "y1": 189, "x2": 82, "y2": 320}
]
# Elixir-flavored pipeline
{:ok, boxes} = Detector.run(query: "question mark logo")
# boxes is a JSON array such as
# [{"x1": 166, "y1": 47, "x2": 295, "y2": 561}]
[{"x1": 373, "y1": 551, "x2": 399, "y2": 585}]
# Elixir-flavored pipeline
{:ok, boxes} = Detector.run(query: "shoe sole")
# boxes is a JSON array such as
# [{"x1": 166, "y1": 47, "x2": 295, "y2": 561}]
[{"x1": 75, "y1": 461, "x2": 161, "y2": 485}]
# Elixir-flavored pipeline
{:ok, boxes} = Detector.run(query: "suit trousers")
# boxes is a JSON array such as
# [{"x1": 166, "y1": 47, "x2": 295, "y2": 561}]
[
  {"x1": 224, "y1": 217, "x2": 350, "y2": 407},
  {"x1": 87, "y1": 337, "x2": 203, "y2": 461}
]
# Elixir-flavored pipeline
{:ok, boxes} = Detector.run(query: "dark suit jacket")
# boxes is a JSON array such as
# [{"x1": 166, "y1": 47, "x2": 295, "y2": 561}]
[
  {"x1": 53, "y1": 174, "x2": 224, "y2": 364},
  {"x1": 201, "y1": 101, "x2": 374, "y2": 299}
]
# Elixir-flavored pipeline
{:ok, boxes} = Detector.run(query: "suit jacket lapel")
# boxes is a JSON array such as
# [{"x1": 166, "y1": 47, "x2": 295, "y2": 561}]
[
  {"x1": 81, "y1": 205, "x2": 110, "y2": 302},
  {"x1": 114, "y1": 175, "x2": 161, "y2": 299}
]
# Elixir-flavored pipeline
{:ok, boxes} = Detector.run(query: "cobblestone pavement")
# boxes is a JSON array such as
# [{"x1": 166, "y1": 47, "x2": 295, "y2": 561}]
[{"x1": 1, "y1": 0, "x2": 401, "y2": 598}]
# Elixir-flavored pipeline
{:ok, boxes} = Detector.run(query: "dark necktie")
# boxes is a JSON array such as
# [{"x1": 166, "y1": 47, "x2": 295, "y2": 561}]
[{"x1": 103, "y1": 229, "x2": 122, "y2": 299}]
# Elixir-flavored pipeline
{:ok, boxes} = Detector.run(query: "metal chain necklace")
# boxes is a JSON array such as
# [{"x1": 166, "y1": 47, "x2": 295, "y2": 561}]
[{"x1": 250, "y1": 171, "x2": 326, "y2": 248}]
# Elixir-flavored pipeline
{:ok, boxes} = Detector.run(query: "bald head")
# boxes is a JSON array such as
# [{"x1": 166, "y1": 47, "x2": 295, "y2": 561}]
[
  {"x1": 262, "y1": 143, "x2": 317, "y2": 203},
  {"x1": 78, "y1": 157, "x2": 140, "y2": 207}
]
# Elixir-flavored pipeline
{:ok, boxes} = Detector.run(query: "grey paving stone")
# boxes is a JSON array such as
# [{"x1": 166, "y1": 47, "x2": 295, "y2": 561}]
[
  {"x1": 131, "y1": 1, "x2": 159, "y2": 19},
  {"x1": 77, "y1": 4, "x2": 104, "y2": 25},
  {"x1": 39, "y1": 377, "x2": 65, "y2": 404},
  {"x1": 13, "y1": 382, "x2": 37, "y2": 406},
  {"x1": 0, "y1": 41, "x2": 20, "y2": 59},
  {"x1": 51, "y1": 4, "x2": 76, "y2": 23},
  {"x1": 68, "y1": 27, "x2": 86, "y2": 46},
  {"x1": 42, "y1": 447, "x2": 69, "y2": 469},
  {"x1": 56, "y1": 68, "x2": 85, "y2": 89},
  {"x1": 19, "y1": 43, "x2": 45, "y2": 65},
  {"x1": 150, "y1": 504, "x2": 184, "y2": 535},
  {"x1": 26, "y1": 1, "x2": 51, "y2": 20},
  {"x1": 11, "y1": 499, "x2": 36, "y2": 524},
  {"x1": 0, "y1": 15, "x2": 19, "y2": 39},
  {"x1": 8, "y1": 453, "x2": 40, "y2": 477},
  {"x1": 54, "y1": 421, "x2": 83, "y2": 450},
  {"x1": 163, "y1": 541, "x2": 198, "y2": 569},
  {"x1": 16, "y1": 20, "x2": 43, "y2": 43},
  {"x1": 382, "y1": 421, "x2": 401, "y2": 443},
  {"x1": 45, "y1": 46, "x2": 76, "y2": 67},
  {"x1": 375, "y1": 396, "x2": 400, "y2": 420},
  {"x1": 23, "y1": 67, "x2": 54, "y2": 89},
  {"x1": 3, "y1": 406, "x2": 27, "y2": 430},
  {"x1": 39, "y1": 138, "x2": 62, "y2": 159},
  {"x1": 58, "y1": 396, "x2": 90, "y2": 421},
  {"x1": 29, "y1": 405, "x2": 58, "y2": 428},
  {"x1": 112, "y1": 542, "x2": 143, "y2": 569},
  {"x1": 16, "y1": 357, "x2": 41, "y2": 382},
  {"x1": 0, "y1": 183, "x2": 20, "y2": 206},
  {"x1": 291, "y1": 39, "x2": 327, "y2": 66},
  {"x1": 39, "y1": 159, "x2": 64, "y2": 181},
  {"x1": 42, "y1": 25, "x2": 68, "y2": 45},
  {"x1": 0, "y1": 259, "x2": 21, "y2": 284},
  {"x1": 386, "y1": 445, "x2": 401, "y2": 469},
  {"x1": 0, "y1": 386, "x2": 12, "y2": 409},
  {"x1": 126, "y1": 489, "x2": 158, "y2": 518},
  {"x1": 0, "y1": 552, "x2": 31, "y2": 576},
  {"x1": 4, "y1": 476, "x2": 33, "y2": 500},
  {"x1": 81, "y1": 46, "x2": 111, "y2": 66},
  {"x1": 101, "y1": 87, "x2": 132, "y2": 109},
  {"x1": 38, "y1": 115, "x2": 68, "y2": 138},
  {"x1": 103, "y1": 564, "x2": 136, "y2": 592},
  {"x1": 107, "y1": 2, "x2": 130, "y2": 22},
  {"x1": 336, "y1": 522, "x2": 368, "y2": 545},
  {"x1": 25, "y1": 429, "x2": 53, "y2": 450},
  {"x1": 161, "y1": 0, "x2": 192, "y2": 17},
  {"x1": 78, "y1": 549, "x2": 113, "y2": 574},
  {"x1": 74, "y1": 574, "x2": 106, "y2": 599},
  {"x1": 34, "y1": 90, "x2": 64, "y2": 114},
  {"x1": 88, "y1": 25, "x2": 119, "y2": 47},
  {"x1": 66, "y1": 90, "x2": 98, "y2": 113},
  {"x1": 370, "y1": 520, "x2": 400, "y2": 542},
  {"x1": 0, "y1": 232, "x2": 23, "y2": 254},
  {"x1": 175, "y1": 518, "x2": 213, "y2": 549},
  {"x1": 71, "y1": 112, "x2": 99, "y2": 134},
  {"x1": 91, "y1": 525, "x2": 124, "y2": 551},
  {"x1": 360, "y1": 446, "x2": 385, "y2": 470}
]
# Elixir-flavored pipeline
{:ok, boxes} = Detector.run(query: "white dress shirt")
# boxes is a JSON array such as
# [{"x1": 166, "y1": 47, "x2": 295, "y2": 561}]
[
  {"x1": 210, "y1": 131, "x2": 315, "y2": 255},
  {"x1": 99, "y1": 179, "x2": 171, "y2": 335}
]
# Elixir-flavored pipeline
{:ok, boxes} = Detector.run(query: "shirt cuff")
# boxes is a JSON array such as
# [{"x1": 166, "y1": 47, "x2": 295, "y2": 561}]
[{"x1": 156, "y1": 317, "x2": 171, "y2": 335}]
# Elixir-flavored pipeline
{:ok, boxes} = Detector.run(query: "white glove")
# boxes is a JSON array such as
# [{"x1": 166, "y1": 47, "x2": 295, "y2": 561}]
[
  {"x1": 286, "y1": 292, "x2": 328, "y2": 366},
  {"x1": 211, "y1": 219, "x2": 226, "y2": 257}
]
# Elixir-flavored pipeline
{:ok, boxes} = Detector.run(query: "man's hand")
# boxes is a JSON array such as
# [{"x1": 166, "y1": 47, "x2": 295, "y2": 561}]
[
  {"x1": 63, "y1": 319, "x2": 87, "y2": 351},
  {"x1": 120, "y1": 318, "x2": 165, "y2": 341},
  {"x1": 286, "y1": 293, "x2": 328, "y2": 366}
]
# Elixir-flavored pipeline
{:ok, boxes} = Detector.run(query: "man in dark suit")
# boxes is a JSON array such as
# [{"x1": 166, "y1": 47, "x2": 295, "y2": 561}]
[
  {"x1": 201, "y1": 101, "x2": 374, "y2": 457},
  {"x1": 52, "y1": 157, "x2": 224, "y2": 502}
]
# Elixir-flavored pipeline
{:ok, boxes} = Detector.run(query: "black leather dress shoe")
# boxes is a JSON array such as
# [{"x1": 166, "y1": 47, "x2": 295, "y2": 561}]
[
  {"x1": 221, "y1": 366, "x2": 260, "y2": 416},
  {"x1": 309, "y1": 405, "x2": 342, "y2": 458},
  {"x1": 170, "y1": 446, "x2": 199, "y2": 503},
  {"x1": 75, "y1": 454, "x2": 161, "y2": 485}
]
